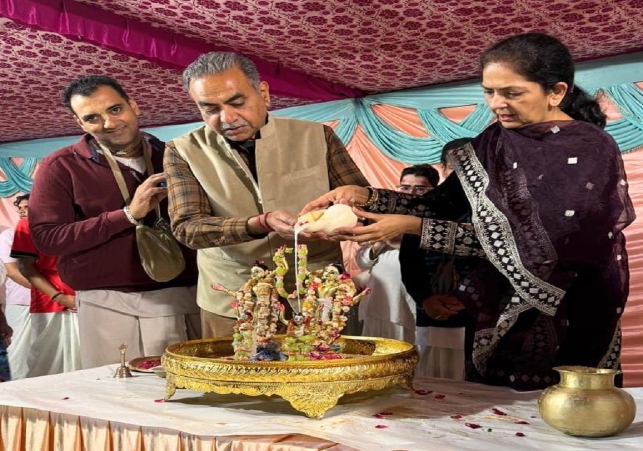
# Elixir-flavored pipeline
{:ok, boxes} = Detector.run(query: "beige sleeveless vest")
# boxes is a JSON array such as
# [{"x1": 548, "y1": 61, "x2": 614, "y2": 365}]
[{"x1": 171, "y1": 116, "x2": 342, "y2": 316}]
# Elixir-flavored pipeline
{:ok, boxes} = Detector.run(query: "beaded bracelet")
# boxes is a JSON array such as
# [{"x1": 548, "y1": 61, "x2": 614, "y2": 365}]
[{"x1": 355, "y1": 186, "x2": 378, "y2": 208}]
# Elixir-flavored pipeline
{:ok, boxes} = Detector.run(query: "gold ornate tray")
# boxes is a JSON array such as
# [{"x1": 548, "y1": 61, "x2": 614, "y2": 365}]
[{"x1": 162, "y1": 335, "x2": 418, "y2": 418}]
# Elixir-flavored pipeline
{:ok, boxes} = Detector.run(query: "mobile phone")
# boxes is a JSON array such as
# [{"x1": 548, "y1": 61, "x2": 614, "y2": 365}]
[{"x1": 158, "y1": 182, "x2": 167, "y2": 188}]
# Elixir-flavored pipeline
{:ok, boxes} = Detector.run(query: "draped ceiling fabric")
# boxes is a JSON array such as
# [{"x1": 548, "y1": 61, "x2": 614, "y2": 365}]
[
  {"x1": 0, "y1": 16, "x2": 320, "y2": 144},
  {"x1": 0, "y1": 0, "x2": 362, "y2": 144},
  {"x1": 2, "y1": 0, "x2": 643, "y2": 145}
]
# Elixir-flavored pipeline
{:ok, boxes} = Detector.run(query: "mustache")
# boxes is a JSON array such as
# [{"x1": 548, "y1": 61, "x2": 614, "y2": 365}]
[{"x1": 220, "y1": 122, "x2": 248, "y2": 131}]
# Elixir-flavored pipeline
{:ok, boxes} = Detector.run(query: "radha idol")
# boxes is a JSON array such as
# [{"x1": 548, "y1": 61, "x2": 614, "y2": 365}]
[{"x1": 212, "y1": 245, "x2": 370, "y2": 361}]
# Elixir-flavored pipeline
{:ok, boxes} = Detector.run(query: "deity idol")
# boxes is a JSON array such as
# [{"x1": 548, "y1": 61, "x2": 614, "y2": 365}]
[{"x1": 212, "y1": 245, "x2": 370, "y2": 361}]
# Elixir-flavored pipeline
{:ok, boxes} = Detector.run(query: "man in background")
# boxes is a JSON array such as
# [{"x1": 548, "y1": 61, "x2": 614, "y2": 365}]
[
  {"x1": 401, "y1": 138, "x2": 474, "y2": 380},
  {"x1": 28, "y1": 75, "x2": 200, "y2": 368},
  {"x1": 356, "y1": 164, "x2": 440, "y2": 343},
  {"x1": 164, "y1": 52, "x2": 369, "y2": 338}
]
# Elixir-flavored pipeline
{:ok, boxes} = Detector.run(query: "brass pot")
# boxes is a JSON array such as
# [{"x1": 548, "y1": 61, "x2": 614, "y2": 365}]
[{"x1": 538, "y1": 366, "x2": 636, "y2": 437}]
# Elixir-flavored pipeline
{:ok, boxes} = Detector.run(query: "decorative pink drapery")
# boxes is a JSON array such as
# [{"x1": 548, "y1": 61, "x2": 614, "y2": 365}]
[
  {"x1": 621, "y1": 150, "x2": 643, "y2": 387},
  {"x1": 0, "y1": 158, "x2": 29, "y2": 227},
  {"x1": 0, "y1": 0, "x2": 362, "y2": 102},
  {"x1": 0, "y1": 405, "x2": 356, "y2": 451}
]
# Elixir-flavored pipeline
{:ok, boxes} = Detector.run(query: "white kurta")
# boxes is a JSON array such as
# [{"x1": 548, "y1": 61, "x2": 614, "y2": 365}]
[
  {"x1": 4, "y1": 305, "x2": 30, "y2": 379},
  {"x1": 356, "y1": 242, "x2": 465, "y2": 380},
  {"x1": 355, "y1": 244, "x2": 416, "y2": 343},
  {"x1": 415, "y1": 326, "x2": 465, "y2": 380},
  {"x1": 76, "y1": 285, "x2": 200, "y2": 369},
  {"x1": 27, "y1": 311, "x2": 81, "y2": 377}
]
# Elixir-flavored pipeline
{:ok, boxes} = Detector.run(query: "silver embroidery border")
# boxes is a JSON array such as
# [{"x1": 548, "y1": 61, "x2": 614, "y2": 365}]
[
  {"x1": 451, "y1": 143, "x2": 566, "y2": 315},
  {"x1": 450, "y1": 143, "x2": 566, "y2": 374},
  {"x1": 420, "y1": 218, "x2": 456, "y2": 253},
  {"x1": 598, "y1": 323, "x2": 621, "y2": 369}
]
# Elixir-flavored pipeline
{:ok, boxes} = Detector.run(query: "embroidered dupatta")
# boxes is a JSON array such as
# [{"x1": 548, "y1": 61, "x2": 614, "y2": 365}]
[{"x1": 380, "y1": 120, "x2": 634, "y2": 390}]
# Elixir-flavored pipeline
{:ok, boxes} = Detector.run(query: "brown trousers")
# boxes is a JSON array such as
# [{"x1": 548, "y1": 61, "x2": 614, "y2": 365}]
[{"x1": 200, "y1": 309, "x2": 237, "y2": 338}]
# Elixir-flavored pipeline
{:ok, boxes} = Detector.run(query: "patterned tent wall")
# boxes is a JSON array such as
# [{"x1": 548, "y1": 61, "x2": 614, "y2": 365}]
[{"x1": 1, "y1": 77, "x2": 643, "y2": 386}]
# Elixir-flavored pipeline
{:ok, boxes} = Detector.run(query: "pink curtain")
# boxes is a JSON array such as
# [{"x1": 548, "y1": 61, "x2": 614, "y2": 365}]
[
  {"x1": 0, "y1": 198, "x2": 20, "y2": 230},
  {"x1": 371, "y1": 104, "x2": 430, "y2": 137},
  {"x1": 0, "y1": 405, "x2": 354, "y2": 451},
  {"x1": 439, "y1": 105, "x2": 478, "y2": 124},
  {"x1": 621, "y1": 150, "x2": 643, "y2": 386},
  {"x1": 0, "y1": 0, "x2": 361, "y2": 102},
  {"x1": 0, "y1": 158, "x2": 28, "y2": 228},
  {"x1": 336, "y1": 122, "x2": 409, "y2": 277}
]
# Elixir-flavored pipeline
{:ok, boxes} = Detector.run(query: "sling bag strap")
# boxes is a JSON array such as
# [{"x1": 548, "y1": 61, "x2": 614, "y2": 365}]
[{"x1": 98, "y1": 139, "x2": 162, "y2": 221}]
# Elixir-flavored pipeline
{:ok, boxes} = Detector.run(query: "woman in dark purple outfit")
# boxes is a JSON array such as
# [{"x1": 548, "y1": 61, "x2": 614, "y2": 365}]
[{"x1": 302, "y1": 33, "x2": 635, "y2": 391}]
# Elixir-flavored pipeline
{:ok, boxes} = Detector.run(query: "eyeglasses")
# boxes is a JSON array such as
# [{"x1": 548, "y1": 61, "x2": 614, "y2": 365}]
[{"x1": 396, "y1": 185, "x2": 431, "y2": 194}]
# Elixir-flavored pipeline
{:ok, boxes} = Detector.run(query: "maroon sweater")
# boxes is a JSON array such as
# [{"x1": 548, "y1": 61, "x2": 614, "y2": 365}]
[{"x1": 29, "y1": 133, "x2": 198, "y2": 292}]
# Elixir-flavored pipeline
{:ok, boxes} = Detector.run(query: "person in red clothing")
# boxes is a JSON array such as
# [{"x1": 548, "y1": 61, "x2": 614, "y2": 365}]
[{"x1": 10, "y1": 199, "x2": 81, "y2": 377}]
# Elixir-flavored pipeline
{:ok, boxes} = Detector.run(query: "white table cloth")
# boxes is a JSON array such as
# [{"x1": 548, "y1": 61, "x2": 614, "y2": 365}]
[{"x1": 0, "y1": 365, "x2": 641, "y2": 451}]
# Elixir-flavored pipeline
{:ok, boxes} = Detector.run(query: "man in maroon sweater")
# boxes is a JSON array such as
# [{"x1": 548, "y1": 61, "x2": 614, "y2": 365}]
[{"x1": 28, "y1": 75, "x2": 200, "y2": 369}]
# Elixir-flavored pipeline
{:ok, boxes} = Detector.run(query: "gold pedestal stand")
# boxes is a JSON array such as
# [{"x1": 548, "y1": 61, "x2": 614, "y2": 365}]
[{"x1": 162, "y1": 336, "x2": 418, "y2": 418}]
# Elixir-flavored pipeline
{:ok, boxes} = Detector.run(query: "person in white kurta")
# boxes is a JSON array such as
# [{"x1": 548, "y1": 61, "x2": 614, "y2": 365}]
[
  {"x1": 404, "y1": 139, "x2": 473, "y2": 380},
  {"x1": 356, "y1": 242, "x2": 416, "y2": 343},
  {"x1": 356, "y1": 165, "x2": 440, "y2": 344}
]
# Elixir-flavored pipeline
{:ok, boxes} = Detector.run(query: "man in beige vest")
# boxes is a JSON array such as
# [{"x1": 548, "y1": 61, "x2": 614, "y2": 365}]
[{"x1": 165, "y1": 52, "x2": 369, "y2": 338}]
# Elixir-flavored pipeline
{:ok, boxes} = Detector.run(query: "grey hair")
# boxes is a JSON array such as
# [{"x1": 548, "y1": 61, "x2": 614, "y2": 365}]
[{"x1": 182, "y1": 52, "x2": 261, "y2": 91}]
